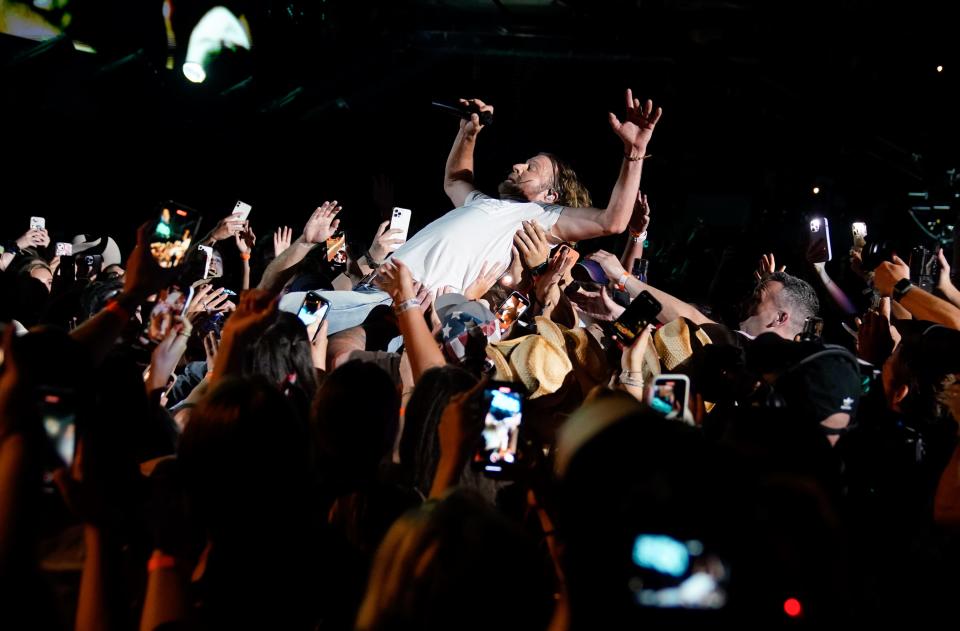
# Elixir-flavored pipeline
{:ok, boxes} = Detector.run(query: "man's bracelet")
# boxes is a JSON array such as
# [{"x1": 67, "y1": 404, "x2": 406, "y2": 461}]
[
  {"x1": 393, "y1": 298, "x2": 421, "y2": 315},
  {"x1": 620, "y1": 375, "x2": 645, "y2": 388},
  {"x1": 530, "y1": 261, "x2": 549, "y2": 277},
  {"x1": 624, "y1": 152, "x2": 652, "y2": 162},
  {"x1": 239, "y1": 252, "x2": 251, "y2": 261}
]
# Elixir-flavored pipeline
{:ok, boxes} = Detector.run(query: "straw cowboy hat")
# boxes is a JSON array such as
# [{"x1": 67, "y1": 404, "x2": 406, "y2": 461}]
[
  {"x1": 486, "y1": 316, "x2": 573, "y2": 399},
  {"x1": 654, "y1": 317, "x2": 713, "y2": 371}
]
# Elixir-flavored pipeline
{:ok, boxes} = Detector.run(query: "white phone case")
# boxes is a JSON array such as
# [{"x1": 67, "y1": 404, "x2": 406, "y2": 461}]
[
  {"x1": 390, "y1": 207, "x2": 412, "y2": 242},
  {"x1": 232, "y1": 201, "x2": 252, "y2": 221},
  {"x1": 55, "y1": 242, "x2": 72, "y2": 256},
  {"x1": 30, "y1": 216, "x2": 46, "y2": 231}
]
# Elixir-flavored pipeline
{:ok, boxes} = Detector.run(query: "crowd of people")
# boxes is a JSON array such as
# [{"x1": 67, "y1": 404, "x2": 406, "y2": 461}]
[{"x1": 2, "y1": 88, "x2": 960, "y2": 630}]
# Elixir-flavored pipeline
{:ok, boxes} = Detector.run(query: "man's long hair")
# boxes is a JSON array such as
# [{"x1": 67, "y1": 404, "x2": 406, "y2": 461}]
[{"x1": 540, "y1": 152, "x2": 592, "y2": 208}]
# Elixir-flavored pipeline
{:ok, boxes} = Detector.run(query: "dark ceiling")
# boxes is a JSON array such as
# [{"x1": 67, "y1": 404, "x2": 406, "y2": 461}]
[{"x1": 2, "y1": 0, "x2": 957, "y2": 255}]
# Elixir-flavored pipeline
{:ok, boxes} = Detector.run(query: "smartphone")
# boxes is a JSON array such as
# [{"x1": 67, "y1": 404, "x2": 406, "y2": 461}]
[
  {"x1": 910, "y1": 245, "x2": 939, "y2": 293},
  {"x1": 297, "y1": 291, "x2": 330, "y2": 338},
  {"x1": 390, "y1": 207, "x2": 412, "y2": 243},
  {"x1": 613, "y1": 290, "x2": 663, "y2": 346},
  {"x1": 648, "y1": 374, "x2": 690, "y2": 420},
  {"x1": 198, "y1": 244, "x2": 214, "y2": 279},
  {"x1": 800, "y1": 316, "x2": 824, "y2": 342},
  {"x1": 75, "y1": 254, "x2": 104, "y2": 281},
  {"x1": 150, "y1": 201, "x2": 202, "y2": 269},
  {"x1": 630, "y1": 533, "x2": 729, "y2": 609},
  {"x1": 232, "y1": 200, "x2": 252, "y2": 221},
  {"x1": 851, "y1": 221, "x2": 868, "y2": 250},
  {"x1": 496, "y1": 292, "x2": 530, "y2": 332},
  {"x1": 808, "y1": 217, "x2": 833, "y2": 263},
  {"x1": 39, "y1": 388, "x2": 77, "y2": 467},
  {"x1": 55, "y1": 242, "x2": 73, "y2": 256},
  {"x1": 147, "y1": 285, "x2": 195, "y2": 343},
  {"x1": 30, "y1": 216, "x2": 46, "y2": 231},
  {"x1": 326, "y1": 230, "x2": 348, "y2": 266},
  {"x1": 473, "y1": 381, "x2": 525, "y2": 478}
]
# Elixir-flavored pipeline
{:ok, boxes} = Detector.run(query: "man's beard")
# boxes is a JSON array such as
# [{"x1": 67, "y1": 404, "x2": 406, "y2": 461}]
[{"x1": 498, "y1": 179, "x2": 525, "y2": 200}]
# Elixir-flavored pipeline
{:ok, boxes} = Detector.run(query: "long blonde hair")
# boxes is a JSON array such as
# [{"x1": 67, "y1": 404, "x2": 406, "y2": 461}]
[{"x1": 540, "y1": 152, "x2": 592, "y2": 208}]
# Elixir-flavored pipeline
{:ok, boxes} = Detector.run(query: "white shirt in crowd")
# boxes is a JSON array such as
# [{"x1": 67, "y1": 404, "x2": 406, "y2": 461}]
[{"x1": 392, "y1": 191, "x2": 564, "y2": 292}]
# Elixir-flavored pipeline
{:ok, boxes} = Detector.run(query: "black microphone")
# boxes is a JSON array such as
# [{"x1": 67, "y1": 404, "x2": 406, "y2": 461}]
[{"x1": 431, "y1": 101, "x2": 494, "y2": 127}]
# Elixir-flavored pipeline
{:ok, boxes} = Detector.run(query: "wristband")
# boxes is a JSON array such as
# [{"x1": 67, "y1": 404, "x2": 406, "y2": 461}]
[
  {"x1": 530, "y1": 261, "x2": 549, "y2": 277},
  {"x1": 619, "y1": 375, "x2": 644, "y2": 388},
  {"x1": 629, "y1": 229, "x2": 648, "y2": 243},
  {"x1": 239, "y1": 252, "x2": 251, "y2": 261},
  {"x1": 615, "y1": 271, "x2": 630, "y2": 292},
  {"x1": 147, "y1": 551, "x2": 177, "y2": 573},
  {"x1": 105, "y1": 299, "x2": 133, "y2": 320},
  {"x1": 393, "y1": 298, "x2": 421, "y2": 315}
]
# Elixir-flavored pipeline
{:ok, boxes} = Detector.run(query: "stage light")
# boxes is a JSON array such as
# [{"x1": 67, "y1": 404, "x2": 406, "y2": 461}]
[
  {"x1": 812, "y1": 187, "x2": 820, "y2": 195},
  {"x1": 783, "y1": 597, "x2": 803, "y2": 618},
  {"x1": 937, "y1": 65, "x2": 944, "y2": 73},
  {"x1": 182, "y1": 6, "x2": 251, "y2": 84}
]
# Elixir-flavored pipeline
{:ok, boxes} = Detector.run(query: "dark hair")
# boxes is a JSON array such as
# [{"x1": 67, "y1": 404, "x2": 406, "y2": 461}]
[
  {"x1": 242, "y1": 312, "x2": 318, "y2": 406},
  {"x1": 895, "y1": 326, "x2": 960, "y2": 423},
  {"x1": 539, "y1": 152, "x2": 592, "y2": 208},
  {"x1": 79, "y1": 277, "x2": 125, "y2": 322},
  {"x1": 179, "y1": 376, "x2": 310, "y2": 539},
  {"x1": 311, "y1": 360, "x2": 400, "y2": 491},
  {"x1": 399, "y1": 366, "x2": 478, "y2": 495},
  {"x1": 356, "y1": 489, "x2": 551, "y2": 631},
  {"x1": 765, "y1": 271, "x2": 819, "y2": 326}
]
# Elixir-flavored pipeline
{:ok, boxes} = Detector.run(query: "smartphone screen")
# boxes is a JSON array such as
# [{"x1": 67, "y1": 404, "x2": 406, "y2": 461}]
[
  {"x1": 30, "y1": 216, "x2": 46, "y2": 231},
  {"x1": 232, "y1": 200, "x2": 252, "y2": 221},
  {"x1": 148, "y1": 285, "x2": 193, "y2": 343},
  {"x1": 496, "y1": 292, "x2": 530, "y2": 332},
  {"x1": 151, "y1": 202, "x2": 202, "y2": 269},
  {"x1": 613, "y1": 291, "x2": 663, "y2": 345},
  {"x1": 630, "y1": 533, "x2": 729, "y2": 609},
  {"x1": 326, "y1": 231, "x2": 348, "y2": 266},
  {"x1": 808, "y1": 217, "x2": 833, "y2": 263},
  {"x1": 297, "y1": 291, "x2": 330, "y2": 335},
  {"x1": 649, "y1": 375, "x2": 690, "y2": 419},
  {"x1": 55, "y1": 242, "x2": 73, "y2": 256},
  {"x1": 473, "y1": 382, "x2": 524, "y2": 476},
  {"x1": 390, "y1": 207, "x2": 412, "y2": 243},
  {"x1": 39, "y1": 389, "x2": 76, "y2": 467}
]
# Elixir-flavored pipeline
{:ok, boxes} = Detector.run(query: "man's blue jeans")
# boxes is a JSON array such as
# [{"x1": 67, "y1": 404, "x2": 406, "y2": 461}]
[{"x1": 279, "y1": 287, "x2": 393, "y2": 335}]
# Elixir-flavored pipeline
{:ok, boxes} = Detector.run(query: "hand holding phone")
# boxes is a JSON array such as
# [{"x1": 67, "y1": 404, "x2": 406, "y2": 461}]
[
  {"x1": 30, "y1": 216, "x2": 46, "y2": 231},
  {"x1": 326, "y1": 231, "x2": 348, "y2": 267},
  {"x1": 297, "y1": 291, "x2": 330, "y2": 339}
]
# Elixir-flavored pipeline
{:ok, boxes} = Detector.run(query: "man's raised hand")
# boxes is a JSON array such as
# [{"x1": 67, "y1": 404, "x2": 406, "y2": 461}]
[
  {"x1": 608, "y1": 88, "x2": 662, "y2": 157},
  {"x1": 458, "y1": 98, "x2": 494, "y2": 138}
]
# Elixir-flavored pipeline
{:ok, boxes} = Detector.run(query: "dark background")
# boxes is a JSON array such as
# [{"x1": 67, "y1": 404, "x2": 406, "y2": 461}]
[{"x1": 2, "y1": 0, "x2": 958, "y2": 273}]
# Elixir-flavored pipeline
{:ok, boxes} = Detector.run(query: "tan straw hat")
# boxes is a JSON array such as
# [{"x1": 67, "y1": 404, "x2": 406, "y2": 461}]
[{"x1": 654, "y1": 318, "x2": 713, "y2": 371}]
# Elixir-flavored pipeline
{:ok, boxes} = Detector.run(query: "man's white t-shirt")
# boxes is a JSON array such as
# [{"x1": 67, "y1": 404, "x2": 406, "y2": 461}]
[{"x1": 391, "y1": 191, "x2": 564, "y2": 292}]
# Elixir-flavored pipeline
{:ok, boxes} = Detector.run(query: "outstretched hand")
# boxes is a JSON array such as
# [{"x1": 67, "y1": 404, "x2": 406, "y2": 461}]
[
  {"x1": 628, "y1": 191, "x2": 652, "y2": 234},
  {"x1": 608, "y1": 88, "x2": 662, "y2": 156},
  {"x1": 463, "y1": 260, "x2": 508, "y2": 302},
  {"x1": 303, "y1": 201, "x2": 342, "y2": 245},
  {"x1": 755, "y1": 253, "x2": 786, "y2": 283},
  {"x1": 273, "y1": 226, "x2": 293, "y2": 257}
]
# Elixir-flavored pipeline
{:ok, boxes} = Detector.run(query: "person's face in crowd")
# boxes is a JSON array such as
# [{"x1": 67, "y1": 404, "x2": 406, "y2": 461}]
[
  {"x1": 209, "y1": 251, "x2": 224, "y2": 278},
  {"x1": 739, "y1": 281, "x2": 790, "y2": 338},
  {"x1": 103, "y1": 264, "x2": 124, "y2": 278},
  {"x1": 30, "y1": 266, "x2": 53, "y2": 292},
  {"x1": 498, "y1": 154, "x2": 558, "y2": 204}
]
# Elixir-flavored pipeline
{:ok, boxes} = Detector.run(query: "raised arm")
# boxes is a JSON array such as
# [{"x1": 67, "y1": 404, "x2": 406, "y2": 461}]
[
  {"x1": 444, "y1": 98, "x2": 493, "y2": 208},
  {"x1": 553, "y1": 89, "x2": 662, "y2": 242},
  {"x1": 620, "y1": 191, "x2": 650, "y2": 271},
  {"x1": 875, "y1": 256, "x2": 960, "y2": 330},
  {"x1": 585, "y1": 250, "x2": 713, "y2": 325},
  {"x1": 257, "y1": 201, "x2": 341, "y2": 293}
]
